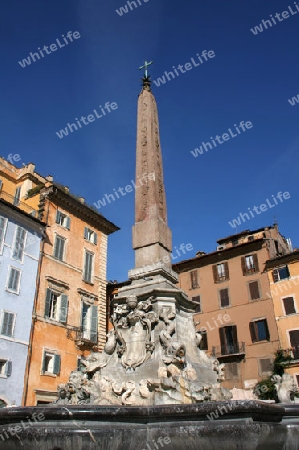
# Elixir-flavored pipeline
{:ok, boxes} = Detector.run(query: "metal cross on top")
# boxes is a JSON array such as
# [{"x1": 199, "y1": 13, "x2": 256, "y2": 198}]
[{"x1": 139, "y1": 60, "x2": 153, "y2": 78}]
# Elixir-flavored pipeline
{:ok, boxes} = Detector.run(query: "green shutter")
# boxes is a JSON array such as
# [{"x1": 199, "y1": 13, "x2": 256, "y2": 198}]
[
  {"x1": 56, "y1": 211, "x2": 61, "y2": 224},
  {"x1": 0, "y1": 217, "x2": 7, "y2": 249},
  {"x1": 42, "y1": 352, "x2": 46, "y2": 373},
  {"x1": 59, "y1": 295, "x2": 68, "y2": 323},
  {"x1": 13, "y1": 187, "x2": 21, "y2": 206},
  {"x1": 84, "y1": 227, "x2": 88, "y2": 240},
  {"x1": 13, "y1": 227, "x2": 26, "y2": 260},
  {"x1": 53, "y1": 354, "x2": 61, "y2": 375},
  {"x1": 90, "y1": 305, "x2": 98, "y2": 343},
  {"x1": 84, "y1": 252, "x2": 93, "y2": 282},
  {"x1": 45, "y1": 289, "x2": 52, "y2": 318},
  {"x1": 66, "y1": 217, "x2": 71, "y2": 230},
  {"x1": 93, "y1": 232, "x2": 97, "y2": 245}
]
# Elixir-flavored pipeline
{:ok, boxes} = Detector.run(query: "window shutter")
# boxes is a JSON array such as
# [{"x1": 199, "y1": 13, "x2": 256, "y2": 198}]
[
  {"x1": 45, "y1": 289, "x2": 52, "y2": 318},
  {"x1": 264, "y1": 319, "x2": 270, "y2": 341},
  {"x1": 200, "y1": 332, "x2": 208, "y2": 350},
  {"x1": 212, "y1": 265, "x2": 218, "y2": 283},
  {"x1": 13, "y1": 187, "x2": 21, "y2": 206},
  {"x1": 192, "y1": 296, "x2": 201, "y2": 313},
  {"x1": 84, "y1": 252, "x2": 93, "y2": 282},
  {"x1": 249, "y1": 322, "x2": 257, "y2": 343},
  {"x1": 190, "y1": 270, "x2": 198, "y2": 289},
  {"x1": 220, "y1": 288, "x2": 230, "y2": 307},
  {"x1": 66, "y1": 216, "x2": 71, "y2": 230},
  {"x1": 93, "y1": 232, "x2": 97, "y2": 245},
  {"x1": 249, "y1": 281, "x2": 260, "y2": 300},
  {"x1": 0, "y1": 217, "x2": 7, "y2": 249},
  {"x1": 84, "y1": 227, "x2": 88, "y2": 240},
  {"x1": 5, "y1": 361, "x2": 12, "y2": 377},
  {"x1": 41, "y1": 352, "x2": 46, "y2": 373},
  {"x1": 224, "y1": 262, "x2": 229, "y2": 280},
  {"x1": 90, "y1": 305, "x2": 98, "y2": 343},
  {"x1": 290, "y1": 330, "x2": 299, "y2": 359},
  {"x1": 13, "y1": 227, "x2": 26, "y2": 260},
  {"x1": 283, "y1": 297, "x2": 296, "y2": 315},
  {"x1": 231, "y1": 325, "x2": 239, "y2": 351},
  {"x1": 56, "y1": 211, "x2": 61, "y2": 224},
  {"x1": 285, "y1": 265, "x2": 290, "y2": 278},
  {"x1": 59, "y1": 295, "x2": 68, "y2": 323},
  {"x1": 219, "y1": 327, "x2": 226, "y2": 354},
  {"x1": 0, "y1": 180, "x2": 2, "y2": 190},
  {"x1": 272, "y1": 269, "x2": 279, "y2": 283},
  {"x1": 241, "y1": 257, "x2": 246, "y2": 275},
  {"x1": 253, "y1": 254, "x2": 259, "y2": 272},
  {"x1": 53, "y1": 354, "x2": 61, "y2": 375}
]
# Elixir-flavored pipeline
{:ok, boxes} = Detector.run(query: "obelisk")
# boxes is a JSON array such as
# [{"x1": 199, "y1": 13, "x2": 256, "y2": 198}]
[{"x1": 132, "y1": 69, "x2": 172, "y2": 271}]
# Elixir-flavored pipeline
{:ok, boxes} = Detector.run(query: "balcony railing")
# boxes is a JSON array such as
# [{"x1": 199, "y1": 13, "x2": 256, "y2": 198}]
[
  {"x1": 0, "y1": 190, "x2": 38, "y2": 217},
  {"x1": 211, "y1": 342, "x2": 245, "y2": 358},
  {"x1": 75, "y1": 328, "x2": 97, "y2": 347}
]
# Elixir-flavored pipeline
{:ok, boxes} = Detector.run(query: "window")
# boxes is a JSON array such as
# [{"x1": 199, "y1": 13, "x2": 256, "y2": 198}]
[
  {"x1": 83, "y1": 250, "x2": 94, "y2": 283},
  {"x1": 199, "y1": 331, "x2": 208, "y2": 350},
  {"x1": 42, "y1": 351, "x2": 61, "y2": 375},
  {"x1": 84, "y1": 227, "x2": 97, "y2": 244},
  {"x1": 241, "y1": 254, "x2": 259, "y2": 275},
  {"x1": 13, "y1": 186, "x2": 21, "y2": 206},
  {"x1": 53, "y1": 235, "x2": 65, "y2": 261},
  {"x1": 248, "y1": 281, "x2": 261, "y2": 300},
  {"x1": 7, "y1": 267, "x2": 21, "y2": 294},
  {"x1": 55, "y1": 210, "x2": 70, "y2": 229},
  {"x1": 283, "y1": 297, "x2": 296, "y2": 315},
  {"x1": 190, "y1": 270, "x2": 199, "y2": 289},
  {"x1": 81, "y1": 303, "x2": 98, "y2": 343},
  {"x1": 272, "y1": 266, "x2": 290, "y2": 283},
  {"x1": 0, "y1": 360, "x2": 12, "y2": 378},
  {"x1": 219, "y1": 326, "x2": 239, "y2": 355},
  {"x1": 289, "y1": 330, "x2": 299, "y2": 359},
  {"x1": 249, "y1": 319, "x2": 270, "y2": 343},
  {"x1": 219, "y1": 288, "x2": 230, "y2": 308},
  {"x1": 259, "y1": 358, "x2": 273, "y2": 376},
  {"x1": 192, "y1": 296, "x2": 201, "y2": 313},
  {"x1": 225, "y1": 362, "x2": 239, "y2": 380},
  {"x1": 213, "y1": 262, "x2": 229, "y2": 283},
  {"x1": 0, "y1": 311, "x2": 15, "y2": 337},
  {"x1": 0, "y1": 216, "x2": 8, "y2": 253},
  {"x1": 12, "y1": 226, "x2": 27, "y2": 261},
  {"x1": 44, "y1": 288, "x2": 68, "y2": 323}
]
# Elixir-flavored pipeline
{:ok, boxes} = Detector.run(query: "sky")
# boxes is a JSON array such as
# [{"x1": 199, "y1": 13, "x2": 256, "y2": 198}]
[{"x1": 1, "y1": 0, "x2": 299, "y2": 282}]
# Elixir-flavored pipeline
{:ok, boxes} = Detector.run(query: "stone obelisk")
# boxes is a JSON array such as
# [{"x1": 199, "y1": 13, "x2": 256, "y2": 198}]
[{"x1": 132, "y1": 74, "x2": 172, "y2": 271}]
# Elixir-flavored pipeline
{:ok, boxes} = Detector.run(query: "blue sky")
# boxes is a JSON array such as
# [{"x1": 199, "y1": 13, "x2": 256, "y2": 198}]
[{"x1": 1, "y1": 0, "x2": 299, "y2": 281}]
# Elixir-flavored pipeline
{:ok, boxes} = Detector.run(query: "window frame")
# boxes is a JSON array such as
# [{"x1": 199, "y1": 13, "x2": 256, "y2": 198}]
[
  {"x1": 249, "y1": 318, "x2": 270, "y2": 343},
  {"x1": 83, "y1": 249, "x2": 94, "y2": 284},
  {"x1": 84, "y1": 227, "x2": 97, "y2": 245},
  {"x1": 247, "y1": 279, "x2": 261, "y2": 301},
  {"x1": 282, "y1": 296, "x2": 296, "y2": 316},
  {"x1": 41, "y1": 350, "x2": 61, "y2": 376},
  {"x1": 44, "y1": 288, "x2": 68, "y2": 324},
  {"x1": 272, "y1": 266, "x2": 290, "y2": 283},
  {"x1": 192, "y1": 296, "x2": 201, "y2": 313},
  {"x1": 0, "y1": 359, "x2": 12, "y2": 378},
  {"x1": 0, "y1": 310, "x2": 16, "y2": 338},
  {"x1": 81, "y1": 301, "x2": 98, "y2": 343},
  {"x1": 55, "y1": 210, "x2": 71, "y2": 230},
  {"x1": 241, "y1": 253, "x2": 259, "y2": 276},
  {"x1": 189, "y1": 269, "x2": 199, "y2": 289},
  {"x1": 6, "y1": 266, "x2": 21, "y2": 294},
  {"x1": 218, "y1": 287, "x2": 230, "y2": 308}
]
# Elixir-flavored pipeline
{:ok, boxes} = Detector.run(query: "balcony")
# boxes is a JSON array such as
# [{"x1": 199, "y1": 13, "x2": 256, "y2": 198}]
[
  {"x1": 75, "y1": 328, "x2": 97, "y2": 349},
  {"x1": 0, "y1": 190, "x2": 38, "y2": 217},
  {"x1": 211, "y1": 342, "x2": 245, "y2": 361}
]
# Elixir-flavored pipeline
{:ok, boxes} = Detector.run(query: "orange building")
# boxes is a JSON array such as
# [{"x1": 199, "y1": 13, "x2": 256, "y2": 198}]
[
  {"x1": 173, "y1": 225, "x2": 291, "y2": 391},
  {"x1": 265, "y1": 250, "x2": 299, "y2": 387},
  {"x1": 0, "y1": 158, "x2": 119, "y2": 405}
]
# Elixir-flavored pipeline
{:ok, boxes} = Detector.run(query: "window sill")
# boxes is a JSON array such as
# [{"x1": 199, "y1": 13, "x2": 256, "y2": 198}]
[
  {"x1": 41, "y1": 372, "x2": 58, "y2": 377},
  {"x1": 252, "y1": 340, "x2": 270, "y2": 344},
  {"x1": 0, "y1": 374, "x2": 7, "y2": 379},
  {"x1": 82, "y1": 280, "x2": 94, "y2": 286},
  {"x1": 5, "y1": 289, "x2": 19, "y2": 295},
  {"x1": 84, "y1": 238, "x2": 97, "y2": 246}
]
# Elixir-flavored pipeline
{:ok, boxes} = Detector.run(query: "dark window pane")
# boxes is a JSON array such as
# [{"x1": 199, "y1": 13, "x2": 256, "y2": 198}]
[{"x1": 283, "y1": 297, "x2": 296, "y2": 315}]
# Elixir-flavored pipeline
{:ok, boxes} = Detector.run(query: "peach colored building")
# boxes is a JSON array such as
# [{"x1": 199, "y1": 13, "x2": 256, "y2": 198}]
[
  {"x1": 173, "y1": 225, "x2": 291, "y2": 390},
  {"x1": 0, "y1": 158, "x2": 119, "y2": 405},
  {"x1": 264, "y1": 250, "x2": 299, "y2": 387}
]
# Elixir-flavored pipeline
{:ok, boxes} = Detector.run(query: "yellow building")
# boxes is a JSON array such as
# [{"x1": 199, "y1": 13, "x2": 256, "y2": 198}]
[{"x1": 265, "y1": 250, "x2": 299, "y2": 387}]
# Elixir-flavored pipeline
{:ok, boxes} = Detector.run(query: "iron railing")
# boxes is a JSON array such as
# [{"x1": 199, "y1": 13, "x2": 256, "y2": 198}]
[{"x1": 211, "y1": 342, "x2": 245, "y2": 358}]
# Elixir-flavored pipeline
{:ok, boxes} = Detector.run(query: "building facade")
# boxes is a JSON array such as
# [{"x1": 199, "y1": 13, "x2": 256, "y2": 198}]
[
  {"x1": 264, "y1": 250, "x2": 299, "y2": 387},
  {"x1": 0, "y1": 157, "x2": 119, "y2": 405},
  {"x1": 0, "y1": 199, "x2": 44, "y2": 406},
  {"x1": 173, "y1": 225, "x2": 291, "y2": 391}
]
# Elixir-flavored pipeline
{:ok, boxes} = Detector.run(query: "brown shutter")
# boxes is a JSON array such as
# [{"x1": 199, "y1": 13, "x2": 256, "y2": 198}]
[
  {"x1": 241, "y1": 257, "x2": 246, "y2": 275},
  {"x1": 249, "y1": 322, "x2": 257, "y2": 343},
  {"x1": 224, "y1": 262, "x2": 229, "y2": 280},
  {"x1": 283, "y1": 297, "x2": 296, "y2": 315},
  {"x1": 220, "y1": 288, "x2": 230, "y2": 307},
  {"x1": 212, "y1": 265, "x2": 218, "y2": 283},
  {"x1": 249, "y1": 281, "x2": 260, "y2": 300},
  {"x1": 200, "y1": 332, "x2": 208, "y2": 350},
  {"x1": 190, "y1": 270, "x2": 198, "y2": 289},
  {"x1": 290, "y1": 330, "x2": 299, "y2": 359},
  {"x1": 264, "y1": 320, "x2": 270, "y2": 341},
  {"x1": 253, "y1": 254, "x2": 259, "y2": 272},
  {"x1": 219, "y1": 327, "x2": 226, "y2": 354},
  {"x1": 272, "y1": 269, "x2": 279, "y2": 283},
  {"x1": 231, "y1": 325, "x2": 238, "y2": 352}
]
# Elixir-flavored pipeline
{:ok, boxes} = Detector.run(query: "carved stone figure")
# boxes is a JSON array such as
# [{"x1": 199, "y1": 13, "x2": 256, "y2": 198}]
[{"x1": 272, "y1": 373, "x2": 297, "y2": 403}]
